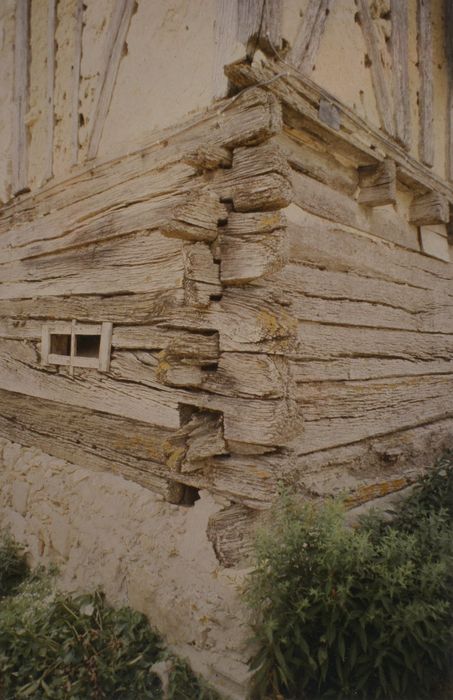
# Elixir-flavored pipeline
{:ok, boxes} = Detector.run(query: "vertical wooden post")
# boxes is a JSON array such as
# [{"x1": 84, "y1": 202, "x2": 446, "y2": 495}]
[
  {"x1": 45, "y1": 0, "x2": 57, "y2": 181},
  {"x1": 417, "y1": 0, "x2": 434, "y2": 167},
  {"x1": 445, "y1": 0, "x2": 453, "y2": 180},
  {"x1": 12, "y1": 0, "x2": 30, "y2": 194},
  {"x1": 357, "y1": 0, "x2": 394, "y2": 136},
  {"x1": 99, "y1": 322, "x2": 113, "y2": 373},
  {"x1": 289, "y1": 0, "x2": 333, "y2": 73},
  {"x1": 212, "y1": 0, "x2": 238, "y2": 99},
  {"x1": 71, "y1": 0, "x2": 84, "y2": 166},
  {"x1": 237, "y1": 0, "x2": 282, "y2": 56},
  {"x1": 390, "y1": 0, "x2": 410, "y2": 148},
  {"x1": 87, "y1": 0, "x2": 136, "y2": 160}
]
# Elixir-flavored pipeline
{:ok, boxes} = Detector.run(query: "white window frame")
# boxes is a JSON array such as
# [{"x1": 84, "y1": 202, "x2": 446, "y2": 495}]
[{"x1": 41, "y1": 320, "x2": 113, "y2": 372}]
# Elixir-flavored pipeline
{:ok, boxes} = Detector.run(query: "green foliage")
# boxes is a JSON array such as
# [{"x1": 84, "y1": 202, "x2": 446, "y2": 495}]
[
  {"x1": 394, "y1": 450, "x2": 453, "y2": 528},
  {"x1": 0, "y1": 581, "x2": 163, "y2": 699},
  {"x1": 167, "y1": 659, "x2": 221, "y2": 700},
  {"x1": 0, "y1": 566, "x2": 222, "y2": 700},
  {"x1": 246, "y1": 454, "x2": 453, "y2": 700},
  {"x1": 0, "y1": 533, "x2": 28, "y2": 597}
]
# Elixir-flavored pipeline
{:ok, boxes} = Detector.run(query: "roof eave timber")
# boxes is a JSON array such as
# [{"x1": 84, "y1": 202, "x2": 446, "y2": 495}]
[{"x1": 225, "y1": 57, "x2": 453, "y2": 204}]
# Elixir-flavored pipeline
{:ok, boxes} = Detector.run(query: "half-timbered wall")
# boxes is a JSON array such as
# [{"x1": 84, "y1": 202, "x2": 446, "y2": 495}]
[
  {"x1": 0, "y1": 2, "x2": 452, "y2": 694},
  {"x1": 0, "y1": 0, "x2": 452, "y2": 533}
]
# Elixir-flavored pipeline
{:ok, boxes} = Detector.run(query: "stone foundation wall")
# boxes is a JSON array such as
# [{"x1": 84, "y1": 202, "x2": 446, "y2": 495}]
[{"x1": 0, "y1": 438, "x2": 250, "y2": 700}]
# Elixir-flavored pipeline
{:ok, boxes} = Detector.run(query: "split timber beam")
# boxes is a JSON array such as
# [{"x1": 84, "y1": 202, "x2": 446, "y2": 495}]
[{"x1": 224, "y1": 57, "x2": 453, "y2": 204}]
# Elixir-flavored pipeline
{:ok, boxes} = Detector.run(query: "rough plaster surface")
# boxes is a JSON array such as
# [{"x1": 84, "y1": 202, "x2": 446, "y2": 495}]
[{"x1": 0, "y1": 438, "x2": 251, "y2": 700}]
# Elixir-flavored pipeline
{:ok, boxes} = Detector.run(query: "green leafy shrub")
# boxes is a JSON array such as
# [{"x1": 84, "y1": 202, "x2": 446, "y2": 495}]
[
  {"x1": 0, "y1": 582, "x2": 163, "y2": 699},
  {"x1": 0, "y1": 566, "x2": 222, "y2": 700},
  {"x1": 167, "y1": 659, "x2": 221, "y2": 700},
  {"x1": 246, "y1": 454, "x2": 453, "y2": 700},
  {"x1": 0, "y1": 533, "x2": 28, "y2": 597}
]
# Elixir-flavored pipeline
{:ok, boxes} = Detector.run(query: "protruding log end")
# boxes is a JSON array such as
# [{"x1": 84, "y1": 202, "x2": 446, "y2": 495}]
[{"x1": 358, "y1": 159, "x2": 396, "y2": 207}]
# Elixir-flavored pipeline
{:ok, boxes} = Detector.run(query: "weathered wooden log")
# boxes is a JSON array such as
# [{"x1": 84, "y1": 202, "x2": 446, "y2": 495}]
[
  {"x1": 182, "y1": 241, "x2": 221, "y2": 307},
  {"x1": 0, "y1": 232, "x2": 184, "y2": 300},
  {"x1": 212, "y1": 142, "x2": 293, "y2": 211},
  {"x1": 207, "y1": 504, "x2": 260, "y2": 567},
  {"x1": 0, "y1": 388, "x2": 173, "y2": 492},
  {"x1": 202, "y1": 352, "x2": 289, "y2": 399},
  {"x1": 417, "y1": 0, "x2": 434, "y2": 166},
  {"x1": 290, "y1": 418, "x2": 453, "y2": 501},
  {"x1": 161, "y1": 189, "x2": 227, "y2": 243},
  {"x1": 275, "y1": 261, "x2": 453, "y2": 333},
  {"x1": 276, "y1": 131, "x2": 359, "y2": 196},
  {"x1": 358, "y1": 159, "x2": 396, "y2": 207},
  {"x1": 409, "y1": 191, "x2": 450, "y2": 225},
  {"x1": 183, "y1": 144, "x2": 232, "y2": 170},
  {"x1": 0, "y1": 162, "x2": 194, "y2": 263},
  {"x1": 156, "y1": 356, "x2": 204, "y2": 389},
  {"x1": 225, "y1": 210, "x2": 286, "y2": 235},
  {"x1": 224, "y1": 57, "x2": 453, "y2": 203},
  {"x1": 12, "y1": 0, "x2": 30, "y2": 195},
  {"x1": 292, "y1": 322, "x2": 453, "y2": 364},
  {"x1": 292, "y1": 374, "x2": 453, "y2": 455},
  {"x1": 291, "y1": 354, "x2": 453, "y2": 383},
  {"x1": 164, "y1": 409, "x2": 227, "y2": 473},
  {"x1": 86, "y1": 0, "x2": 137, "y2": 160},
  {"x1": 0, "y1": 289, "x2": 186, "y2": 325},
  {"x1": 230, "y1": 173, "x2": 293, "y2": 212},
  {"x1": 287, "y1": 205, "x2": 452, "y2": 293},
  {"x1": 1, "y1": 86, "x2": 282, "y2": 232},
  {"x1": 0, "y1": 389, "x2": 277, "y2": 508},
  {"x1": 390, "y1": 0, "x2": 410, "y2": 148},
  {"x1": 288, "y1": 0, "x2": 333, "y2": 72},
  {"x1": 220, "y1": 229, "x2": 288, "y2": 284},
  {"x1": 237, "y1": 0, "x2": 283, "y2": 54},
  {"x1": 356, "y1": 0, "x2": 393, "y2": 135}
]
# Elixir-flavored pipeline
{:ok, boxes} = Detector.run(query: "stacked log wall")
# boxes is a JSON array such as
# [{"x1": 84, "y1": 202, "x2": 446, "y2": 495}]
[{"x1": 0, "y1": 88, "x2": 298, "y2": 538}]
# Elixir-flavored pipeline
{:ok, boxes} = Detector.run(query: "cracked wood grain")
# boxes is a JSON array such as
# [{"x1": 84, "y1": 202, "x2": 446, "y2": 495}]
[
  {"x1": 293, "y1": 374, "x2": 453, "y2": 454},
  {"x1": 417, "y1": 0, "x2": 434, "y2": 167},
  {"x1": 289, "y1": 0, "x2": 333, "y2": 72},
  {"x1": 12, "y1": 0, "x2": 30, "y2": 194},
  {"x1": 87, "y1": 0, "x2": 136, "y2": 160},
  {"x1": 71, "y1": 0, "x2": 84, "y2": 165},
  {"x1": 45, "y1": 0, "x2": 57, "y2": 181},
  {"x1": 357, "y1": 0, "x2": 394, "y2": 136},
  {"x1": 390, "y1": 0, "x2": 410, "y2": 148},
  {"x1": 225, "y1": 58, "x2": 453, "y2": 202}
]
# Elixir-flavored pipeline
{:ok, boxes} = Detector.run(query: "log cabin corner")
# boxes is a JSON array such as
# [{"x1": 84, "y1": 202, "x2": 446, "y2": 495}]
[{"x1": 0, "y1": 1, "x2": 452, "y2": 695}]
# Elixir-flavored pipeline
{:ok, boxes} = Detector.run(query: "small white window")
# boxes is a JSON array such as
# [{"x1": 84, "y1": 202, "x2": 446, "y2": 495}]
[{"x1": 41, "y1": 321, "x2": 112, "y2": 372}]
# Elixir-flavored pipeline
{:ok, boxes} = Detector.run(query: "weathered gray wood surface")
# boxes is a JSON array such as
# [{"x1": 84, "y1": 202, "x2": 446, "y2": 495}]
[
  {"x1": 1, "y1": 58, "x2": 452, "y2": 534},
  {"x1": 390, "y1": 0, "x2": 410, "y2": 148},
  {"x1": 12, "y1": 0, "x2": 30, "y2": 194},
  {"x1": 87, "y1": 0, "x2": 136, "y2": 159},
  {"x1": 0, "y1": 389, "x2": 278, "y2": 509},
  {"x1": 358, "y1": 160, "x2": 396, "y2": 207},
  {"x1": 225, "y1": 58, "x2": 453, "y2": 202},
  {"x1": 409, "y1": 192, "x2": 450, "y2": 226},
  {"x1": 71, "y1": 0, "x2": 84, "y2": 165},
  {"x1": 292, "y1": 374, "x2": 453, "y2": 454},
  {"x1": 289, "y1": 0, "x2": 333, "y2": 72},
  {"x1": 237, "y1": 0, "x2": 282, "y2": 54},
  {"x1": 417, "y1": 0, "x2": 434, "y2": 167},
  {"x1": 291, "y1": 417, "x2": 453, "y2": 500},
  {"x1": 0, "y1": 87, "x2": 281, "y2": 232},
  {"x1": 0, "y1": 233, "x2": 184, "y2": 299},
  {"x1": 45, "y1": 0, "x2": 57, "y2": 181}
]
